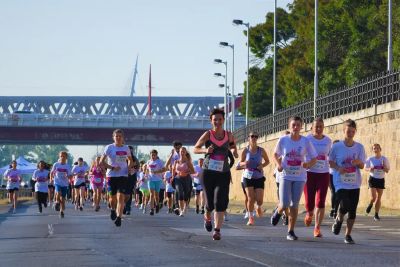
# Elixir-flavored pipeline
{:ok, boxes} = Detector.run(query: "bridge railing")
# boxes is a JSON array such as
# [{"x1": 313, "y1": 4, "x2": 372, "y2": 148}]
[{"x1": 234, "y1": 70, "x2": 400, "y2": 143}]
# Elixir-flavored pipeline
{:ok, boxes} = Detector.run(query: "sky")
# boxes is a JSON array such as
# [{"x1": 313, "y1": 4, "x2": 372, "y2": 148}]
[{"x1": 0, "y1": 0, "x2": 292, "y2": 161}]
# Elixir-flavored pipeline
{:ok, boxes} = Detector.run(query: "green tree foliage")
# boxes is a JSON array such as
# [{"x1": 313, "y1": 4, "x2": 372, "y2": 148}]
[{"x1": 241, "y1": 0, "x2": 399, "y2": 117}]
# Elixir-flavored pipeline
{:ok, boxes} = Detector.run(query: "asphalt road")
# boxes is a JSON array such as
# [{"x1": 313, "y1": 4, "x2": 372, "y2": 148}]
[{"x1": 0, "y1": 201, "x2": 399, "y2": 267}]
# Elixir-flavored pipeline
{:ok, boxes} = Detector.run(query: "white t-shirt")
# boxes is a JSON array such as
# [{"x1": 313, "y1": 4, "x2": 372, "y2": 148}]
[
  {"x1": 4, "y1": 169, "x2": 21, "y2": 190},
  {"x1": 51, "y1": 162, "x2": 72, "y2": 187},
  {"x1": 164, "y1": 171, "x2": 174, "y2": 193},
  {"x1": 103, "y1": 144, "x2": 130, "y2": 177},
  {"x1": 329, "y1": 141, "x2": 366, "y2": 191},
  {"x1": 306, "y1": 134, "x2": 332, "y2": 173},
  {"x1": 274, "y1": 135, "x2": 318, "y2": 182},
  {"x1": 365, "y1": 156, "x2": 390, "y2": 179},
  {"x1": 32, "y1": 169, "x2": 49, "y2": 192},
  {"x1": 146, "y1": 159, "x2": 164, "y2": 182},
  {"x1": 192, "y1": 165, "x2": 203, "y2": 184},
  {"x1": 71, "y1": 165, "x2": 89, "y2": 185}
]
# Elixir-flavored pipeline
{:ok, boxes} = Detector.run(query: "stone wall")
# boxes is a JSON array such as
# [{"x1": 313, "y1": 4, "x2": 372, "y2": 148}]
[{"x1": 230, "y1": 100, "x2": 400, "y2": 210}]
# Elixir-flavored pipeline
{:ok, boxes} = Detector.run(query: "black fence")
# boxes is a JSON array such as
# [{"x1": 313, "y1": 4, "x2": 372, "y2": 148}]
[{"x1": 234, "y1": 70, "x2": 400, "y2": 143}]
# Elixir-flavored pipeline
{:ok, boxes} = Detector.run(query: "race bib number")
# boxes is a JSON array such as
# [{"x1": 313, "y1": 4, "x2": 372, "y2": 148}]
[
  {"x1": 284, "y1": 166, "x2": 301, "y2": 176},
  {"x1": 208, "y1": 159, "x2": 224, "y2": 172},
  {"x1": 94, "y1": 177, "x2": 102, "y2": 183},
  {"x1": 373, "y1": 169, "x2": 384, "y2": 178},
  {"x1": 341, "y1": 172, "x2": 357, "y2": 184},
  {"x1": 116, "y1": 155, "x2": 126, "y2": 163},
  {"x1": 314, "y1": 160, "x2": 326, "y2": 170},
  {"x1": 243, "y1": 169, "x2": 254, "y2": 179}
]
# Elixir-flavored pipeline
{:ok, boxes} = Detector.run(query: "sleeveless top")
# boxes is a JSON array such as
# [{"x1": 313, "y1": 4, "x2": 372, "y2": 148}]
[
  {"x1": 176, "y1": 161, "x2": 190, "y2": 177},
  {"x1": 203, "y1": 130, "x2": 231, "y2": 173},
  {"x1": 242, "y1": 146, "x2": 264, "y2": 179},
  {"x1": 91, "y1": 165, "x2": 104, "y2": 185}
]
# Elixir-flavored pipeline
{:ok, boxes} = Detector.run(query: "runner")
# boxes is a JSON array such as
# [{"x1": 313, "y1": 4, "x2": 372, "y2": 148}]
[
  {"x1": 192, "y1": 158, "x2": 205, "y2": 214},
  {"x1": 329, "y1": 119, "x2": 366, "y2": 244},
  {"x1": 47, "y1": 162, "x2": 55, "y2": 207},
  {"x1": 32, "y1": 161, "x2": 50, "y2": 213},
  {"x1": 271, "y1": 116, "x2": 317, "y2": 241},
  {"x1": 193, "y1": 108, "x2": 238, "y2": 241},
  {"x1": 146, "y1": 150, "x2": 166, "y2": 216},
  {"x1": 172, "y1": 147, "x2": 195, "y2": 216},
  {"x1": 165, "y1": 141, "x2": 182, "y2": 212},
  {"x1": 124, "y1": 145, "x2": 139, "y2": 215},
  {"x1": 329, "y1": 140, "x2": 340, "y2": 218},
  {"x1": 71, "y1": 157, "x2": 89, "y2": 211},
  {"x1": 164, "y1": 169, "x2": 174, "y2": 213},
  {"x1": 239, "y1": 131, "x2": 270, "y2": 226},
  {"x1": 138, "y1": 163, "x2": 150, "y2": 213},
  {"x1": 365, "y1": 144, "x2": 390, "y2": 221},
  {"x1": 3, "y1": 160, "x2": 22, "y2": 212},
  {"x1": 100, "y1": 129, "x2": 134, "y2": 227},
  {"x1": 89, "y1": 156, "x2": 106, "y2": 211},
  {"x1": 135, "y1": 161, "x2": 145, "y2": 209},
  {"x1": 50, "y1": 151, "x2": 72, "y2": 218},
  {"x1": 303, "y1": 118, "x2": 332, "y2": 237}
]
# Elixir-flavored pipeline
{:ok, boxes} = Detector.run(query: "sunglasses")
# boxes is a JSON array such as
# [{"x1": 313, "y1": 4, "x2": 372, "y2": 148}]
[{"x1": 249, "y1": 135, "x2": 259, "y2": 139}]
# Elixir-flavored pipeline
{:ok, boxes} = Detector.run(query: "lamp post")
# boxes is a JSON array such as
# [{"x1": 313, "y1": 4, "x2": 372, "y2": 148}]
[
  {"x1": 233, "y1": 19, "x2": 250, "y2": 126},
  {"x1": 273, "y1": 0, "x2": 277, "y2": 115},
  {"x1": 388, "y1": 0, "x2": 393, "y2": 71},
  {"x1": 313, "y1": 0, "x2": 318, "y2": 118},
  {"x1": 219, "y1": 42, "x2": 235, "y2": 131},
  {"x1": 214, "y1": 59, "x2": 229, "y2": 130}
]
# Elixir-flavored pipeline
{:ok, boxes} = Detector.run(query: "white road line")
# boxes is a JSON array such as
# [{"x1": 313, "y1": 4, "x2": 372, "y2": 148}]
[
  {"x1": 199, "y1": 246, "x2": 272, "y2": 267},
  {"x1": 369, "y1": 228, "x2": 400, "y2": 231}
]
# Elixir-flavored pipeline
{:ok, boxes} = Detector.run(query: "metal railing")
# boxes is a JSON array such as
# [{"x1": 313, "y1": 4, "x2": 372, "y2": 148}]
[{"x1": 234, "y1": 70, "x2": 400, "y2": 143}]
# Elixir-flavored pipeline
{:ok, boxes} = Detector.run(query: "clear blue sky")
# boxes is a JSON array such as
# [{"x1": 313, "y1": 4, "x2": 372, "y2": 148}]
[{"x1": 0, "y1": 0, "x2": 292, "y2": 160}]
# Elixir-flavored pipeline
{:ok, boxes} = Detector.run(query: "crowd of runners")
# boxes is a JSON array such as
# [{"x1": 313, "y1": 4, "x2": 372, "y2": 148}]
[{"x1": 2, "y1": 108, "x2": 391, "y2": 244}]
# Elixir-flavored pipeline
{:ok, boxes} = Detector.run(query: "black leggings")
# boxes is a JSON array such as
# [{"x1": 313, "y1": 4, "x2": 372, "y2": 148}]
[
  {"x1": 330, "y1": 174, "x2": 339, "y2": 212},
  {"x1": 336, "y1": 188, "x2": 360, "y2": 220},
  {"x1": 36, "y1": 192, "x2": 48, "y2": 208},
  {"x1": 159, "y1": 189, "x2": 165, "y2": 204},
  {"x1": 174, "y1": 176, "x2": 192, "y2": 202},
  {"x1": 203, "y1": 170, "x2": 230, "y2": 212}
]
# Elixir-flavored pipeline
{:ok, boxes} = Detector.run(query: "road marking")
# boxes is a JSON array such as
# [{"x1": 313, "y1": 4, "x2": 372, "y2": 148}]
[
  {"x1": 369, "y1": 228, "x2": 400, "y2": 232},
  {"x1": 200, "y1": 246, "x2": 272, "y2": 267},
  {"x1": 355, "y1": 225, "x2": 381, "y2": 229},
  {"x1": 48, "y1": 224, "x2": 54, "y2": 235}
]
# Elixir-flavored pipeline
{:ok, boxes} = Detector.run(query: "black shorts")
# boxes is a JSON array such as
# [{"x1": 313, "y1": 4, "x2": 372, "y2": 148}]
[
  {"x1": 195, "y1": 189, "x2": 203, "y2": 195},
  {"x1": 166, "y1": 192, "x2": 173, "y2": 198},
  {"x1": 8, "y1": 188, "x2": 19, "y2": 193},
  {"x1": 125, "y1": 173, "x2": 137, "y2": 195},
  {"x1": 48, "y1": 184, "x2": 55, "y2": 189},
  {"x1": 242, "y1": 177, "x2": 266, "y2": 189},
  {"x1": 368, "y1": 176, "x2": 385, "y2": 189},
  {"x1": 108, "y1": 176, "x2": 128, "y2": 195},
  {"x1": 74, "y1": 183, "x2": 86, "y2": 189}
]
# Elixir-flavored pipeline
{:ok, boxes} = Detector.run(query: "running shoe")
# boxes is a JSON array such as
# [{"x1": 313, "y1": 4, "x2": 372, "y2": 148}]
[
  {"x1": 282, "y1": 214, "x2": 289, "y2": 226},
  {"x1": 95, "y1": 206, "x2": 100, "y2": 212},
  {"x1": 139, "y1": 204, "x2": 143, "y2": 210},
  {"x1": 270, "y1": 209, "x2": 282, "y2": 226},
  {"x1": 329, "y1": 209, "x2": 335, "y2": 218},
  {"x1": 244, "y1": 211, "x2": 249, "y2": 219},
  {"x1": 373, "y1": 214, "x2": 381, "y2": 221},
  {"x1": 150, "y1": 209, "x2": 154, "y2": 216},
  {"x1": 115, "y1": 217, "x2": 122, "y2": 227},
  {"x1": 204, "y1": 217, "x2": 212, "y2": 232},
  {"x1": 314, "y1": 226, "x2": 323, "y2": 238},
  {"x1": 344, "y1": 235, "x2": 355, "y2": 244},
  {"x1": 212, "y1": 230, "x2": 221, "y2": 241},
  {"x1": 196, "y1": 206, "x2": 200, "y2": 214},
  {"x1": 286, "y1": 231, "x2": 298, "y2": 241},
  {"x1": 256, "y1": 206, "x2": 263, "y2": 218},
  {"x1": 79, "y1": 206, "x2": 83, "y2": 211},
  {"x1": 60, "y1": 211, "x2": 65, "y2": 218},
  {"x1": 246, "y1": 216, "x2": 255, "y2": 226},
  {"x1": 110, "y1": 210, "x2": 117, "y2": 221},
  {"x1": 174, "y1": 208, "x2": 180, "y2": 216},
  {"x1": 39, "y1": 206, "x2": 42, "y2": 213},
  {"x1": 304, "y1": 213, "x2": 313, "y2": 227},
  {"x1": 43, "y1": 202, "x2": 47, "y2": 208},
  {"x1": 179, "y1": 211, "x2": 184, "y2": 217},
  {"x1": 55, "y1": 202, "x2": 60, "y2": 212},
  {"x1": 332, "y1": 218, "x2": 343, "y2": 235},
  {"x1": 155, "y1": 204, "x2": 160, "y2": 214},
  {"x1": 366, "y1": 203, "x2": 373, "y2": 214},
  {"x1": 201, "y1": 207, "x2": 205, "y2": 214}
]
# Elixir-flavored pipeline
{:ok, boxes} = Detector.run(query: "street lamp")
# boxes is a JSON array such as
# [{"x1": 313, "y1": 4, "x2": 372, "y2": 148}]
[
  {"x1": 214, "y1": 59, "x2": 229, "y2": 130},
  {"x1": 233, "y1": 19, "x2": 250, "y2": 126},
  {"x1": 219, "y1": 41, "x2": 235, "y2": 131}
]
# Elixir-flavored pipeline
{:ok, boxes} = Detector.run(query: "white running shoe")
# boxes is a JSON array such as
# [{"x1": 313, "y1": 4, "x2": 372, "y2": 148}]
[{"x1": 244, "y1": 211, "x2": 249, "y2": 219}]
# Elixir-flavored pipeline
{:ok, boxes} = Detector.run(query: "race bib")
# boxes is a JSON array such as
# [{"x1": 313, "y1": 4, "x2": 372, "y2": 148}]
[
  {"x1": 314, "y1": 160, "x2": 326, "y2": 170},
  {"x1": 243, "y1": 169, "x2": 254, "y2": 179},
  {"x1": 208, "y1": 159, "x2": 224, "y2": 172},
  {"x1": 116, "y1": 151, "x2": 127, "y2": 163},
  {"x1": 284, "y1": 166, "x2": 301, "y2": 176},
  {"x1": 373, "y1": 169, "x2": 385, "y2": 178},
  {"x1": 94, "y1": 177, "x2": 102, "y2": 183},
  {"x1": 10, "y1": 177, "x2": 19, "y2": 182},
  {"x1": 341, "y1": 172, "x2": 357, "y2": 184}
]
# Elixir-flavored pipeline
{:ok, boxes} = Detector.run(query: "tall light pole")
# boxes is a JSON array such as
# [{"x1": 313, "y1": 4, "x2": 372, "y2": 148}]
[
  {"x1": 220, "y1": 42, "x2": 235, "y2": 131},
  {"x1": 214, "y1": 59, "x2": 229, "y2": 130},
  {"x1": 233, "y1": 19, "x2": 250, "y2": 125},
  {"x1": 314, "y1": 0, "x2": 318, "y2": 118},
  {"x1": 273, "y1": 0, "x2": 277, "y2": 115},
  {"x1": 388, "y1": 0, "x2": 393, "y2": 71}
]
